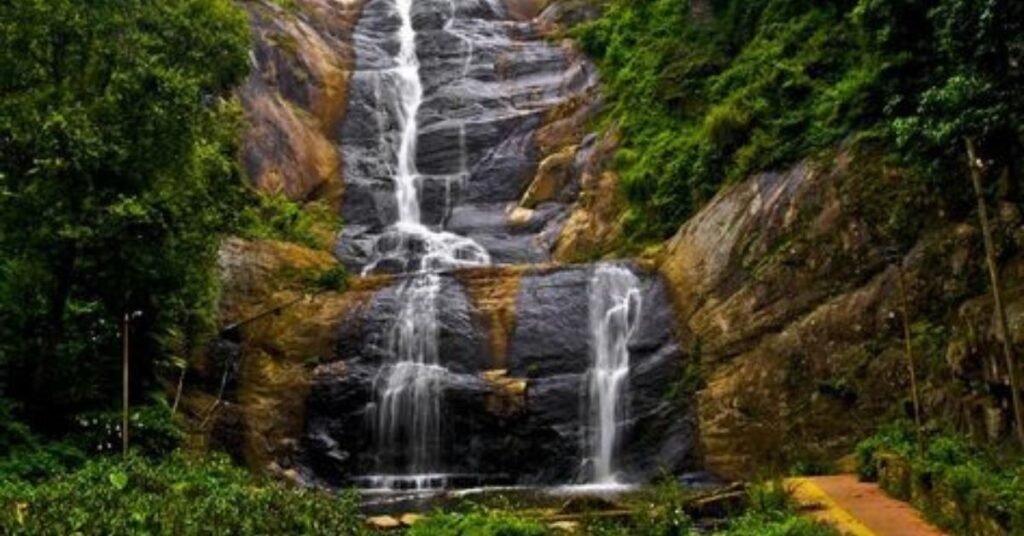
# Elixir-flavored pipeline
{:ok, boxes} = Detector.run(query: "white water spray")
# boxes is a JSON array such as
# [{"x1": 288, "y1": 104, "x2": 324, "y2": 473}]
[
  {"x1": 374, "y1": 274, "x2": 446, "y2": 483},
  {"x1": 586, "y1": 264, "x2": 641, "y2": 484}
]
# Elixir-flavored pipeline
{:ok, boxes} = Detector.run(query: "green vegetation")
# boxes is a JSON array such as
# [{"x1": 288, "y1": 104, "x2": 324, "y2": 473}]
[
  {"x1": 0, "y1": 452, "x2": 366, "y2": 535},
  {"x1": 587, "y1": 480, "x2": 838, "y2": 536},
  {"x1": 408, "y1": 508, "x2": 547, "y2": 536},
  {"x1": 305, "y1": 264, "x2": 350, "y2": 293},
  {"x1": 575, "y1": 0, "x2": 1023, "y2": 240},
  {"x1": 399, "y1": 480, "x2": 838, "y2": 536},
  {"x1": 856, "y1": 421, "x2": 1024, "y2": 535},
  {"x1": 0, "y1": 0, "x2": 251, "y2": 438},
  {"x1": 238, "y1": 194, "x2": 342, "y2": 251},
  {"x1": 714, "y1": 482, "x2": 839, "y2": 536}
]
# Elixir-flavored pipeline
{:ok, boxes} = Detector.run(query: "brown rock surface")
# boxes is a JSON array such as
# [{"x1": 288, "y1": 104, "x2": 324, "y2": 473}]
[
  {"x1": 553, "y1": 131, "x2": 624, "y2": 262},
  {"x1": 455, "y1": 265, "x2": 529, "y2": 369},
  {"x1": 239, "y1": 0, "x2": 363, "y2": 206},
  {"x1": 657, "y1": 149, "x2": 1010, "y2": 478},
  {"x1": 185, "y1": 237, "x2": 389, "y2": 469},
  {"x1": 520, "y1": 145, "x2": 578, "y2": 209}
]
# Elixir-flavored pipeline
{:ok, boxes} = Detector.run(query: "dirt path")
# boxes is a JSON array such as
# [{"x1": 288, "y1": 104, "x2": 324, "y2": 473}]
[{"x1": 788, "y1": 475, "x2": 948, "y2": 536}]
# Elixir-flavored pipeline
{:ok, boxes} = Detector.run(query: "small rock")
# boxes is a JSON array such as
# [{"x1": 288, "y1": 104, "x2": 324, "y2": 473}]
[
  {"x1": 367, "y1": 515, "x2": 401, "y2": 530},
  {"x1": 549, "y1": 520, "x2": 580, "y2": 533},
  {"x1": 399, "y1": 513, "x2": 424, "y2": 526},
  {"x1": 508, "y1": 206, "x2": 536, "y2": 228}
]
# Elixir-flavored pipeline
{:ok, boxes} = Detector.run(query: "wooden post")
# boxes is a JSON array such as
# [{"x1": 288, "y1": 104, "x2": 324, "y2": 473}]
[
  {"x1": 965, "y1": 138, "x2": 1024, "y2": 447},
  {"x1": 896, "y1": 264, "x2": 922, "y2": 435},
  {"x1": 122, "y1": 312, "x2": 130, "y2": 457}
]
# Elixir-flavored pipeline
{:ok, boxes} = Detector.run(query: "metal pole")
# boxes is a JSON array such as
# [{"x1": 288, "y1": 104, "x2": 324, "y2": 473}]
[{"x1": 122, "y1": 312, "x2": 129, "y2": 457}]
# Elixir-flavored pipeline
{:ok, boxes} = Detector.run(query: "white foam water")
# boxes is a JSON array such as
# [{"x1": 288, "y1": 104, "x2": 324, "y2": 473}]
[{"x1": 585, "y1": 264, "x2": 642, "y2": 484}]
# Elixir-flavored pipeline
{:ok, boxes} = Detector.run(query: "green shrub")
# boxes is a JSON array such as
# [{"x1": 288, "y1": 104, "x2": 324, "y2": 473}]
[
  {"x1": 238, "y1": 194, "x2": 340, "y2": 250},
  {"x1": 0, "y1": 443, "x2": 85, "y2": 484},
  {"x1": 73, "y1": 402, "x2": 183, "y2": 459},
  {"x1": 305, "y1": 264, "x2": 349, "y2": 293},
  {"x1": 0, "y1": 452, "x2": 366, "y2": 535},
  {"x1": 628, "y1": 478, "x2": 693, "y2": 535},
  {"x1": 715, "y1": 510, "x2": 840, "y2": 536},
  {"x1": 712, "y1": 481, "x2": 839, "y2": 536},
  {"x1": 0, "y1": 400, "x2": 86, "y2": 483},
  {"x1": 745, "y1": 480, "x2": 793, "y2": 515},
  {"x1": 409, "y1": 507, "x2": 546, "y2": 536},
  {"x1": 854, "y1": 420, "x2": 914, "y2": 481},
  {"x1": 854, "y1": 424, "x2": 1024, "y2": 535}
]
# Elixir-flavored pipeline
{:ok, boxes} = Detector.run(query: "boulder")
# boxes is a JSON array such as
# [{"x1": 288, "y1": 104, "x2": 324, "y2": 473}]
[
  {"x1": 520, "y1": 145, "x2": 578, "y2": 209},
  {"x1": 367, "y1": 515, "x2": 401, "y2": 530}
]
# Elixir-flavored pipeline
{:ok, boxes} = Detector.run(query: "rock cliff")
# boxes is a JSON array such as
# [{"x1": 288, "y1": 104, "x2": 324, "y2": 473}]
[{"x1": 659, "y1": 147, "x2": 1024, "y2": 478}]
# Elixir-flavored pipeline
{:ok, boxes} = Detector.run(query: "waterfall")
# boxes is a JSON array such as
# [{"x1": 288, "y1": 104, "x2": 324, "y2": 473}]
[
  {"x1": 392, "y1": 0, "x2": 423, "y2": 226},
  {"x1": 359, "y1": 0, "x2": 489, "y2": 277},
  {"x1": 365, "y1": 0, "x2": 489, "y2": 490},
  {"x1": 374, "y1": 274, "x2": 446, "y2": 487},
  {"x1": 586, "y1": 264, "x2": 642, "y2": 484}
]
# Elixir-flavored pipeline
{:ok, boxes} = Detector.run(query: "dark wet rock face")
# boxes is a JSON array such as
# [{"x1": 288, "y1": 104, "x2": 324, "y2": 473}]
[
  {"x1": 338, "y1": 0, "x2": 598, "y2": 271},
  {"x1": 302, "y1": 265, "x2": 696, "y2": 485}
]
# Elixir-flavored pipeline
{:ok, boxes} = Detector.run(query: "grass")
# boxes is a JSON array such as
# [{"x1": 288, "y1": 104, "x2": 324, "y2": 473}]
[{"x1": 408, "y1": 507, "x2": 547, "y2": 536}]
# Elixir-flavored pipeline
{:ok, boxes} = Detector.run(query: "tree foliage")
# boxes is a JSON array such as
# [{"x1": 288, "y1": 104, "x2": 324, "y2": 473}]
[
  {"x1": 576, "y1": 0, "x2": 1024, "y2": 240},
  {"x1": 0, "y1": 0, "x2": 250, "y2": 431}
]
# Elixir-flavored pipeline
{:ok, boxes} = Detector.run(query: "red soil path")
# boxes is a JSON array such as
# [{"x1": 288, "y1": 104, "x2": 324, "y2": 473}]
[{"x1": 788, "y1": 475, "x2": 948, "y2": 536}]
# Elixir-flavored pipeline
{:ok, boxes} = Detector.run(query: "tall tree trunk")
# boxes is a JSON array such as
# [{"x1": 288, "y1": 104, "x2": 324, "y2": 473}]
[
  {"x1": 171, "y1": 365, "x2": 186, "y2": 416},
  {"x1": 965, "y1": 138, "x2": 1024, "y2": 447},
  {"x1": 896, "y1": 264, "x2": 922, "y2": 435}
]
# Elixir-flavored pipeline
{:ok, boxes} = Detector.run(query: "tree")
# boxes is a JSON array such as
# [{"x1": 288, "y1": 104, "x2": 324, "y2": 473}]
[
  {"x1": 0, "y1": 0, "x2": 250, "y2": 429},
  {"x1": 965, "y1": 138, "x2": 1024, "y2": 448}
]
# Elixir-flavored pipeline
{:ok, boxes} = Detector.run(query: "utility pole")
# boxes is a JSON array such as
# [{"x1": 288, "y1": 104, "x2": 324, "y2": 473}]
[
  {"x1": 122, "y1": 312, "x2": 130, "y2": 457},
  {"x1": 965, "y1": 138, "x2": 1024, "y2": 448}
]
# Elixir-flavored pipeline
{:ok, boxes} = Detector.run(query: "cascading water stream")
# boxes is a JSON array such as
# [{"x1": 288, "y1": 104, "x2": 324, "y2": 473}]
[
  {"x1": 359, "y1": 0, "x2": 489, "y2": 277},
  {"x1": 364, "y1": 0, "x2": 490, "y2": 491},
  {"x1": 373, "y1": 274, "x2": 447, "y2": 488},
  {"x1": 585, "y1": 264, "x2": 642, "y2": 485},
  {"x1": 392, "y1": 0, "x2": 423, "y2": 226}
]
